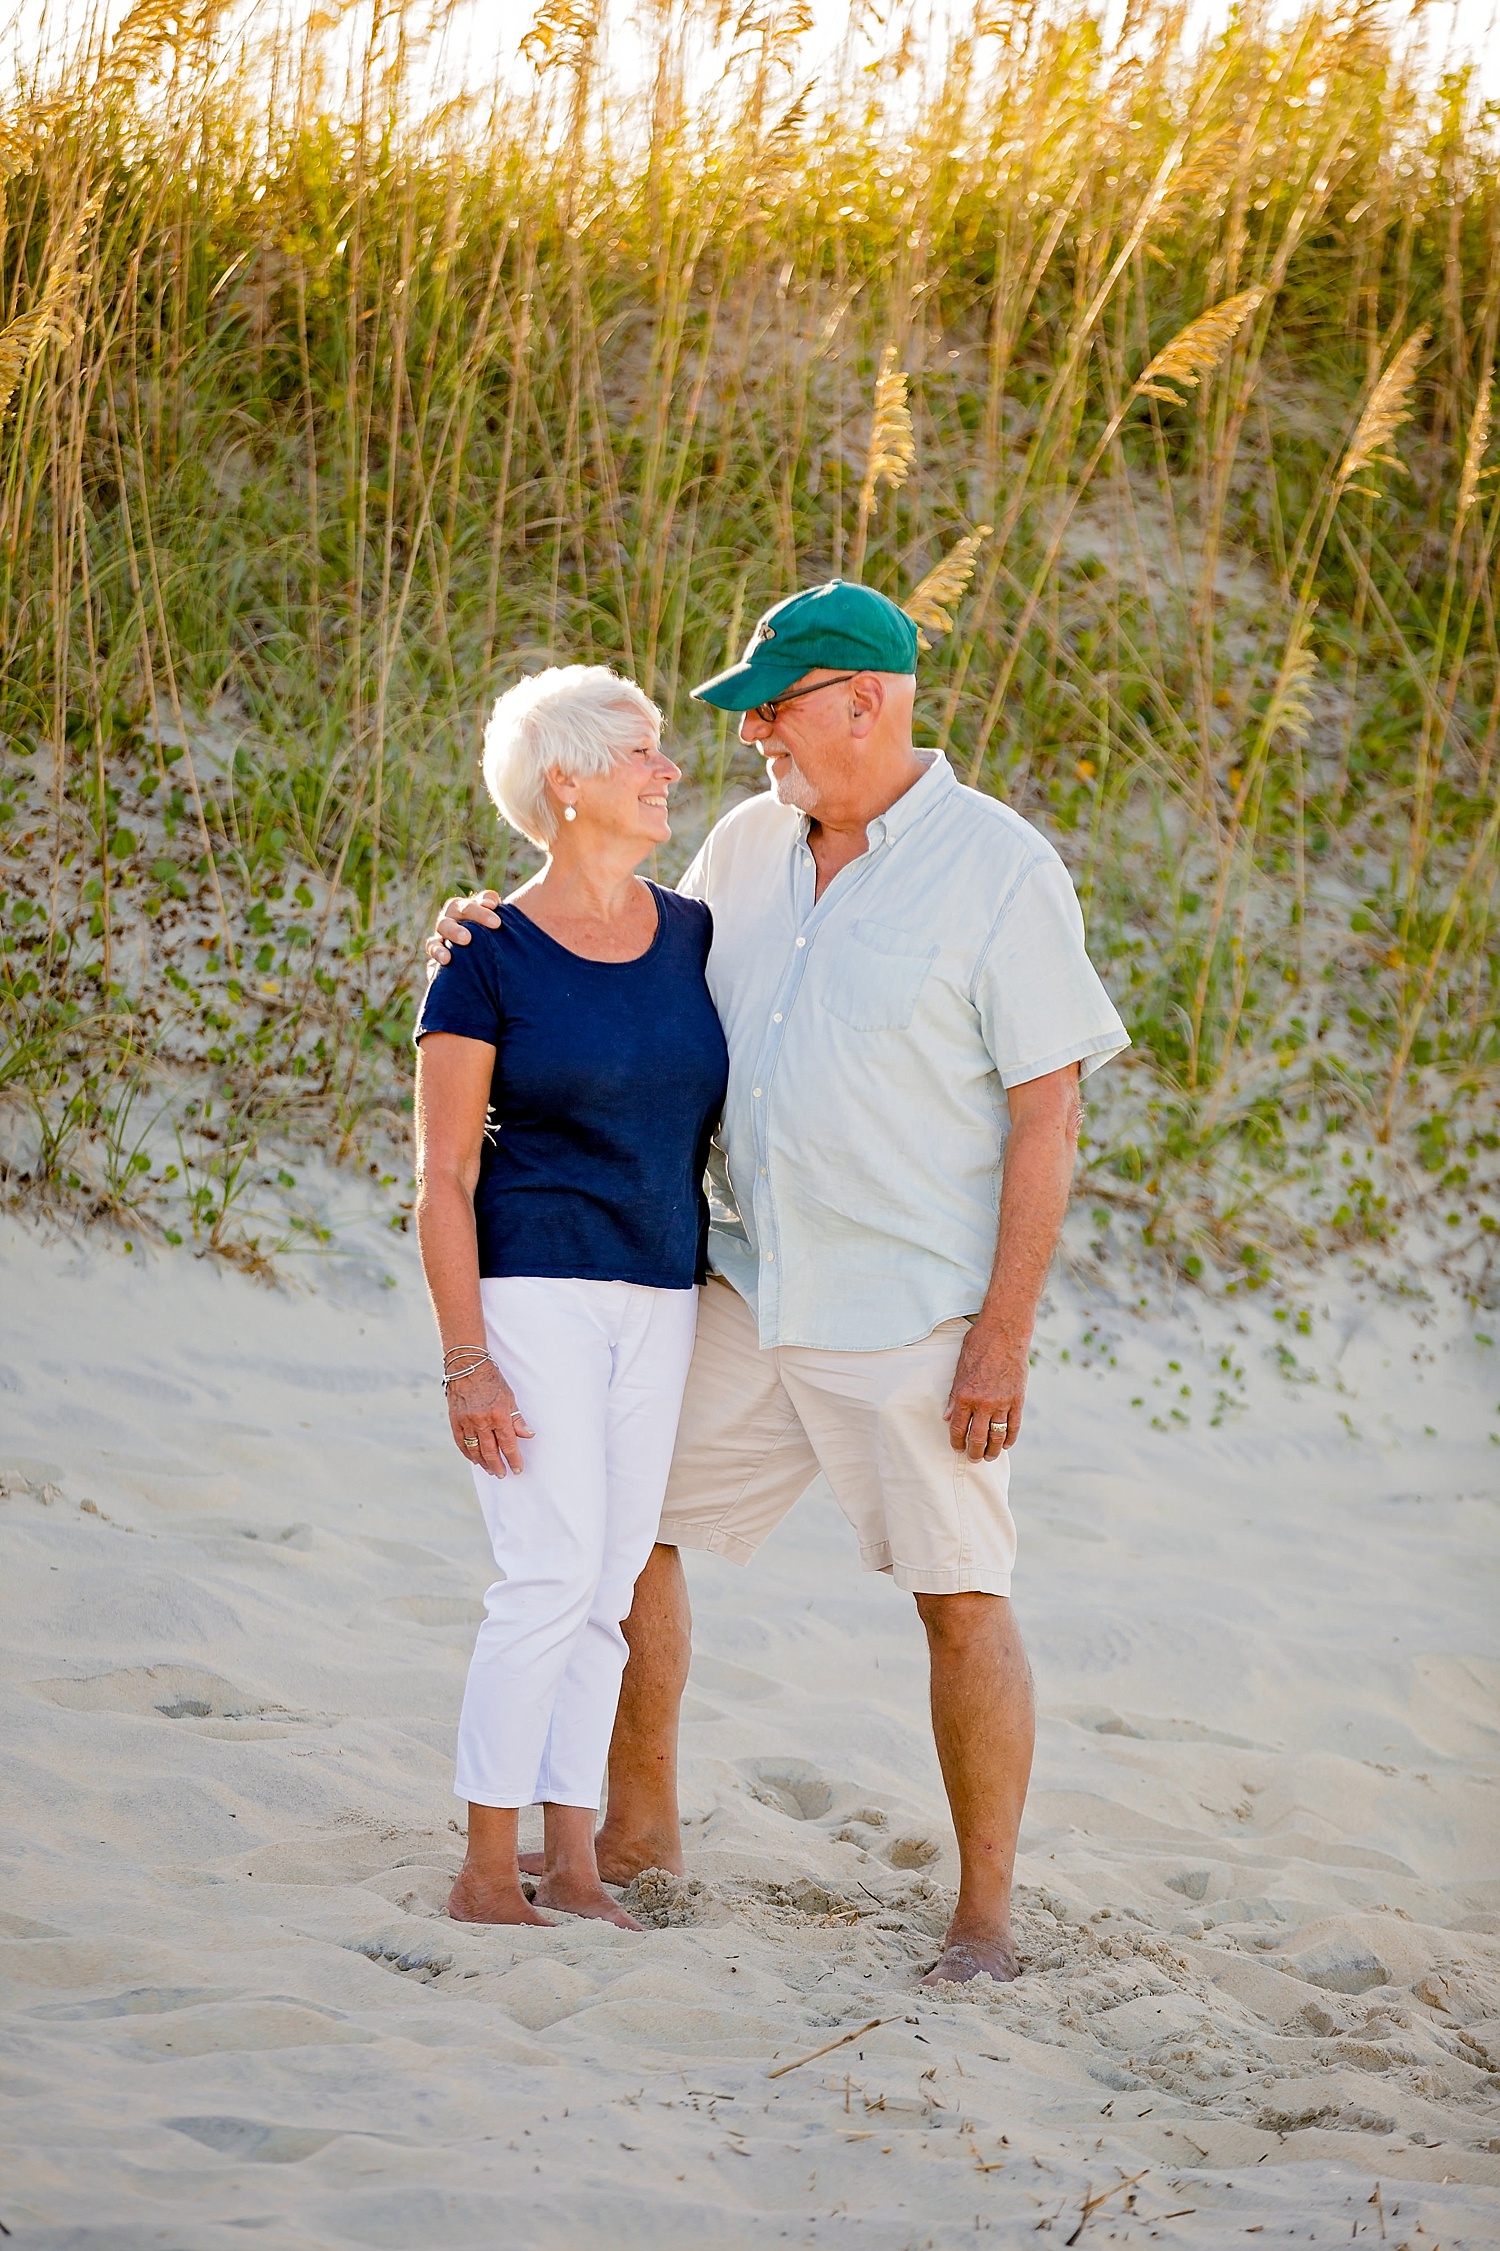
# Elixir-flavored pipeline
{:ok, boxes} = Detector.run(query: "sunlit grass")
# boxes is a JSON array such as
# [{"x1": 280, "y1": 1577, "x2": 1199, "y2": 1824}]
[{"x1": 0, "y1": 0, "x2": 1495, "y2": 1286}]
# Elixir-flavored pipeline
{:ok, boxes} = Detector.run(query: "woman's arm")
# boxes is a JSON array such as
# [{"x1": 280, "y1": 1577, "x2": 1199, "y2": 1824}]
[{"x1": 414, "y1": 1033, "x2": 534, "y2": 1477}]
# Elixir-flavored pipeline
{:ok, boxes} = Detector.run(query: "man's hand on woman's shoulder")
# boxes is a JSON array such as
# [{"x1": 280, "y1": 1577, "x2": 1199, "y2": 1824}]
[{"x1": 426, "y1": 890, "x2": 502, "y2": 974}]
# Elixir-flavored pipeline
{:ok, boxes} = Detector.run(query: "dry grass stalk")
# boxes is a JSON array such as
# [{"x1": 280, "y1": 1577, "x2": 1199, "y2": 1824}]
[{"x1": 966, "y1": 287, "x2": 1268, "y2": 783}]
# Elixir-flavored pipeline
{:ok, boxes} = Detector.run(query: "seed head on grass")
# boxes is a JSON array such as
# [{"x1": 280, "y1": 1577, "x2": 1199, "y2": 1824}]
[
  {"x1": 1457, "y1": 368, "x2": 1493, "y2": 522},
  {"x1": 1337, "y1": 326, "x2": 1428, "y2": 492},
  {"x1": 1261, "y1": 610, "x2": 1318, "y2": 753},
  {"x1": 850, "y1": 343, "x2": 917, "y2": 576},
  {"x1": 860, "y1": 344, "x2": 916, "y2": 510},
  {"x1": 1132, "y1": 286, "x2": 1266, "y2": 403},
  {"x1": 520, "y1": 0, "x2": 603, "y2": 71},
  {"x1": 98, "y1": 0, "x2": 213, "y2": 94},
  {"x1": 0, "y1": 190, "x2": 102, "y2": 418},
  {"x1": 903, "y1": 527, "x2": 993, "y2": 650}
]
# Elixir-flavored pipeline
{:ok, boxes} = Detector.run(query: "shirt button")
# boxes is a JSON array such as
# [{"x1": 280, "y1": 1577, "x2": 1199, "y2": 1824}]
[
  {"x1": 772, "y1": 1012, "x2": 782, "y2": 1023},
  {"x1": 752, "y1": 1087, "x2": 762, "y2": 1098},
  {"x1": 795, "y1": 936, "x2": 806, "y2": 948},
  {"x1": 765, "y1": 1252, "x2": 774, "y2": 1262},
  {"x1": 759, "y1": 1168, "x2": 766, "y2": 1177}
]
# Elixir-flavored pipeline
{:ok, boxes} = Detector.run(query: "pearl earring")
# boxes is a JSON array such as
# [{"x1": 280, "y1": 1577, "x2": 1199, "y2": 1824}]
[{"x1": 563, "y1": 805, "x2": 577, "y2": 822}]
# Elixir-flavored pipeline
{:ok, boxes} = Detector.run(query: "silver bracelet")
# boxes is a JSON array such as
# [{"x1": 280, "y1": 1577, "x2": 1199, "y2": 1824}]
[{"x1": 442, "y1": 1354, "x2": 493, "y2": 1394}]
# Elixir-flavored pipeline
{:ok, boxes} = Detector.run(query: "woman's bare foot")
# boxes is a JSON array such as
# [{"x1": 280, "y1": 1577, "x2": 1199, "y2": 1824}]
[
  {"x1": 447, "y1": 1866, "x2": 551, "y2": 1926},
  {"x1": 920, "y1": 1934, "x2": 1020, "y2": 1987},
  {"x1": 448, "y1": 1806, "x2": 551, "y2": 1924},
  {"x1": 531, "y1": 1874, "x2": 642, "y2": 1930}
]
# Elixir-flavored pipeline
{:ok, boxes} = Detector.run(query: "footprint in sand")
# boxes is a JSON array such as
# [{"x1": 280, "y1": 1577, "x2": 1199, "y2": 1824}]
[
  {"x1": 739, "y1": 1757, "x2": 834, "y2": 1821},
  {"x1": 164, "y1": 2116, "x2": 345, "y2": 2163},
  {"x1": 28, "y1": 1986, "x2": 219, "y2": 2020},
  {"x1": 34, "y1": 1663, "x2": 289, "y2": 1724},
  {"x1": 480, "y1": 1958, "x2": 599, "y2": 2029},
  {"x1": 187, "y1": 1519, "x2": 315, "y2": 1550},
  {"x1": 884, "y1": 1833, "x2": 943, "y2": 1870}
]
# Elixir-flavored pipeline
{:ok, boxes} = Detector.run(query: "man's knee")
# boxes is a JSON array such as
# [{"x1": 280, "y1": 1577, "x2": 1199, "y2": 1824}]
[
  {"x1": 622, "y1": 1542, "x2": 691, "y2": 1663},
  {"x1": 915, "y1": 1589, "x2": 1007, "y2": 1644}
]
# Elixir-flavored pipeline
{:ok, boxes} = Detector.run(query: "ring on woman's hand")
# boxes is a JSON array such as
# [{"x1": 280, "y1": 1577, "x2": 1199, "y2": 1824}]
[{"x1": 463, "y1": 1435, "x2": 479, "y2": 1448}]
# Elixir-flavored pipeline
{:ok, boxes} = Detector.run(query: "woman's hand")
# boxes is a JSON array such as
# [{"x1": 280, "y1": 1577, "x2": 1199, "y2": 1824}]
[{"x1": 448, "y1": 1358, "x2": 534, "y2": 1477}]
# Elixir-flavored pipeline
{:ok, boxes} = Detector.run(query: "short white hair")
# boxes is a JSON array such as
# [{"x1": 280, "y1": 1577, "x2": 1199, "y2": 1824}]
[{"x1": 481, "y1": 665, "x2": 663, "y2": 847}]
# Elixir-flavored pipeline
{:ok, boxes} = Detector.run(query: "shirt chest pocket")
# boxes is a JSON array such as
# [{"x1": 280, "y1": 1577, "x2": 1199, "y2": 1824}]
[{"x1": 818, "y1": 919, "x2": 940, "y2": 1032}]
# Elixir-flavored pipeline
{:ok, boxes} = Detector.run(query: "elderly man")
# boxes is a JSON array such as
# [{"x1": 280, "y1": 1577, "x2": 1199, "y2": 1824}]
[{"x1": 431, "y1": 581, "x2": 1127, "y2": 1983}]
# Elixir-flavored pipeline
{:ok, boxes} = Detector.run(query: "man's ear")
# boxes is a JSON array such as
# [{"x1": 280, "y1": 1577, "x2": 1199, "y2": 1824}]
[{"x1": 847, "y1": 671, "x2": 884, "y2": 736}]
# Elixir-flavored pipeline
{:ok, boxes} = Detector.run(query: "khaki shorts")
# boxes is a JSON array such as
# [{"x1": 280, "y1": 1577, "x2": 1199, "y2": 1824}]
[{"x1": 659, "y1": 1277, "x2": 1016, "y2": 1596}]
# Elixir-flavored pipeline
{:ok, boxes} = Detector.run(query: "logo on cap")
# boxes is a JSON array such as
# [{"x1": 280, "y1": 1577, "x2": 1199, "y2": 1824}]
[{"x1": 751, "y1": 621, "x2": 777, "y2": 645}]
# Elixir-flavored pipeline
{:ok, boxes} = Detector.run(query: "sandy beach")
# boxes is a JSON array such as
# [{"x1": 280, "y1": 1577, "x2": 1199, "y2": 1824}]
[{"x1": 1, "y1": 1208, "x2": 1497, "y2": 2248}]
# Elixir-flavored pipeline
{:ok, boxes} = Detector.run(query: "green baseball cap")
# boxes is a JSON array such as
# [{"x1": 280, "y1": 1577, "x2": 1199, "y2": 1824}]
[{"x1": 691, "y1": 579, "x2": 919, "y2": 711}]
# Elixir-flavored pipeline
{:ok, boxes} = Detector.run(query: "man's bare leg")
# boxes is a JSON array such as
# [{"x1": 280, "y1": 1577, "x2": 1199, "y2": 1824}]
[
  {"x1": 518, "y1": 1542, "x2": 692, "y2": 1884},
  {"x1": 915, "y1": 1591, "x2": 1035, "y2": 1986}
]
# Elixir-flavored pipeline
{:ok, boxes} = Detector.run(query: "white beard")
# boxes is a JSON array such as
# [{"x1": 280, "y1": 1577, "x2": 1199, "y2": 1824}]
[{"x1": 767, "y1": 755, "x2": 820, "y2": 813}]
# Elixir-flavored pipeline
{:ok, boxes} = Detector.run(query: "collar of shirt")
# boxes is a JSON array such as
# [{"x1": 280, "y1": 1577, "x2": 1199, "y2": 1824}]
[{"x1": 792, "y1": 746, "x2": 948, "y2": 857}]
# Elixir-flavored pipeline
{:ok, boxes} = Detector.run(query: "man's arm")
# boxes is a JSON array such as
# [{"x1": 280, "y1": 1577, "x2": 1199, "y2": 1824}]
[{"x1": 945, "y1": 1063, "x2": 1082, "y2": 1461}]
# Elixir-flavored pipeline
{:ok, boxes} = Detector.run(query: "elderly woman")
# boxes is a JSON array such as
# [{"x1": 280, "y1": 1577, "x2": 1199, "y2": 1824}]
[{"x1": 414, "y1": 665, "x2": 728, "y2": 1929}]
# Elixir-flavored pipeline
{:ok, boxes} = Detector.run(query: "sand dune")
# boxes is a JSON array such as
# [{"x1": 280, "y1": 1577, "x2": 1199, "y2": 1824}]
[{"x1": 1, "y1": 1211, "x2": 1497, "y2": 2247}]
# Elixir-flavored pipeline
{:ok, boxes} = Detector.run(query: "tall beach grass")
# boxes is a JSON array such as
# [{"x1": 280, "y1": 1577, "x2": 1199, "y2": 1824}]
[{"x1": 0, "y1": 0, "x2": 1496, "y2": 1296}]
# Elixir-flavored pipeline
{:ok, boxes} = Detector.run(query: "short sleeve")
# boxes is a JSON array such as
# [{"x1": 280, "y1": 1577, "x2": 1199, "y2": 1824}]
[
  {"x1": 973, "y1": 857, "x2": 1129, "y2": 1087},
  {"x1": 413, "y1": 924, "x2": 504, "y2": 1049}
]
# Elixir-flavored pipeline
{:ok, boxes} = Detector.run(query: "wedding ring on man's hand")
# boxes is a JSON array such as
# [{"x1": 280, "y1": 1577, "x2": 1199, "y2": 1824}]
[{"x1": 463, "y1": 1435, "x2": 479, "y2": 1448}]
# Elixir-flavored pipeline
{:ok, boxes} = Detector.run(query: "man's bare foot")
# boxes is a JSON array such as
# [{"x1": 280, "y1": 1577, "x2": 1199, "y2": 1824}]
[
  {"x1": 920, "y1": 1934, "x2": 1020, "y2": 1988},
  {"x1": 518, "y1": 1827, "x2": 683, "y2": 1885},
  {"x1": 532, "y1": 1875, "x2": 642, "y2": 1930},
  {"x1": 447, "y1": 1867, "x2": 552, "y2": 1926}
]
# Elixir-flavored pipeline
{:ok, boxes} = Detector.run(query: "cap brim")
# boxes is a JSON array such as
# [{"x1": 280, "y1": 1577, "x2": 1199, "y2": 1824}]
[{"x1": 690, "y1": 655, "x2": 807, "y2": 711}]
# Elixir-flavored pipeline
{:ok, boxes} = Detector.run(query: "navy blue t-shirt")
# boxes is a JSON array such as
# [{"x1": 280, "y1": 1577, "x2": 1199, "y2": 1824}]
[{"x1": 414, "y1": 886, "x2": 728, "y2": 1289}]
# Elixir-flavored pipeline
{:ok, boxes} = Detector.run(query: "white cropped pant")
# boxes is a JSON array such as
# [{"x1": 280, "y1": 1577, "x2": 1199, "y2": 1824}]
[{"x1": 454, "y1": 1276, "x2": 699, "y2": 1811}]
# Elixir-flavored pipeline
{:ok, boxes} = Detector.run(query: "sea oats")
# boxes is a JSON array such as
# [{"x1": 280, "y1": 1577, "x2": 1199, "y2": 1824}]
[
  {"x1": 1456, "y1": 367, "x2": 1492, "y2": 522},
  {"x1": 860, "y1": 345, "x2": 917, "y2": 510},
  {"x1": 1133, "y1": 287, "x2": 1266, "y2": 403},
  {"x1": 0, "y1": 191, "x2": 103, "y2": 418},
  {"x1": 903, "y1": 528, "x2": 993, "y2": 649},
  {"x1": 1337, "y1": 326, "x2": 1427, "y2": 489}
]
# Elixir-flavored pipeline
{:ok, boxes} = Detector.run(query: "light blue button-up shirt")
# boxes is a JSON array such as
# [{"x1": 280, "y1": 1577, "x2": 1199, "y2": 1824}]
[{"x1": 678, "y1": 753, "x2": 1129, "y2": 1351}]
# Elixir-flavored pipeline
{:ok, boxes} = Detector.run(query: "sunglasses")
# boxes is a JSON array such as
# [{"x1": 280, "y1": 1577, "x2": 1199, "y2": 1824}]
[{"x1": 751, "y1": 673, "x2": 859, "y2": 726}]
